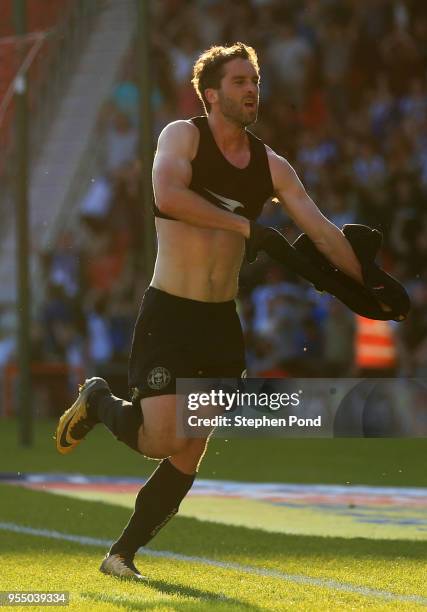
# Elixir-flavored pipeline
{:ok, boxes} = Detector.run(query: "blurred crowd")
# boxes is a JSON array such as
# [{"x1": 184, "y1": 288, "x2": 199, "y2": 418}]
[{"x1": 6, "y1": 0, "x2": 426, "y2": 411}]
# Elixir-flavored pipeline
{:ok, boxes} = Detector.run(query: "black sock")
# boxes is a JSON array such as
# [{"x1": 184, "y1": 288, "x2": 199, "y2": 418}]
[
  {"x1": 87, "y1": 389, "x2": 142, "y2": 453},
  {"x1": 109, "y1": 459, "x2": 195, "y2": 558}
]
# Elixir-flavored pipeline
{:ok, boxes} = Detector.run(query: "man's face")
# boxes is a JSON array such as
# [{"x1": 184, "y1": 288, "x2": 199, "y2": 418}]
[{"x1": 213, "y1": 58, "x2": 260, "y2": 127}]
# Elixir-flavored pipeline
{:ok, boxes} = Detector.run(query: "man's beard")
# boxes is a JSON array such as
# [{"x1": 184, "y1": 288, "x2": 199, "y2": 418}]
[{"x1": 218, "y1": 92, "x2": 258, "y2": 127}]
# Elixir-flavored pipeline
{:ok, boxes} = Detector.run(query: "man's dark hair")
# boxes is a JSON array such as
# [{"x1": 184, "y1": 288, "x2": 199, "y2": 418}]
[{"x1": 192, "y1": 42, "x2": 259, "y2": 113}]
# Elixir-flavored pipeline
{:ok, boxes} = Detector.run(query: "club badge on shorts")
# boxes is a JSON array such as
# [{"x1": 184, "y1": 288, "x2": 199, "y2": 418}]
[{"x1": 147, "y1": 366, "x2": 171, "y2": 390}]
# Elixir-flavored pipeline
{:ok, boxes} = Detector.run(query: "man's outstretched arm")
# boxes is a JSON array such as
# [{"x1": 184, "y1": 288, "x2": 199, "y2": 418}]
[
  {"x1": 153, "y1": 120, "x2": 250, "y2": 237},
  {"x1": 266, "y1": 147, "x2": 364, "y2": 285}
]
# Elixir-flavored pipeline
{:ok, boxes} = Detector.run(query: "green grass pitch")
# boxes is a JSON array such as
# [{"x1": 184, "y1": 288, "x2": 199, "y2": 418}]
[{"x1": 0, "y1": 418, "x2": 426, "y2": 610}]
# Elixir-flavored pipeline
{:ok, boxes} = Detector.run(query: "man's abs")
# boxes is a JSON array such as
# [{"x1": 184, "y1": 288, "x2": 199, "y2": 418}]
[{"x1": 151, "y1": 218, "x2": 245, "y2": 302}]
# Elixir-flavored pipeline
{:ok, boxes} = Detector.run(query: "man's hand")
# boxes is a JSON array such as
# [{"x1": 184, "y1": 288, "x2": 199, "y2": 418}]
[{"x1": 245, "y1": 222, "x2": 280, "y2": 263}]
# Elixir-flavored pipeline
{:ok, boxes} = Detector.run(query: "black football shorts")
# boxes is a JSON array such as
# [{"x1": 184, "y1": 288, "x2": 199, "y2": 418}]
[{"x1": 129, "y1": 286, "x2": 246, "y2": 399}]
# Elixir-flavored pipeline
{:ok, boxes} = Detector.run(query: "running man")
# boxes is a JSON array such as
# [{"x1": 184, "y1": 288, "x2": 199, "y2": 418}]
[{"x1": 55, "y1": 43, "x2": 403, "y2": 580}]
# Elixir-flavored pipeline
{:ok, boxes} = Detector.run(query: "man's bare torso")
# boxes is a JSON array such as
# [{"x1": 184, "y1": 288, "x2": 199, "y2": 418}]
[
  {"x1": 151, "y1": 119, "x2": 248, "y2": 302},
  {"x1": 151, "y1": 215, "x2": 245, "y2": 302}
]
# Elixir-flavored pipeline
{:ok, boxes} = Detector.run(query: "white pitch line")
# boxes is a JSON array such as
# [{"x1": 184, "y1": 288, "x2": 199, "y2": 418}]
[{"x1": 1, "y1": 522, "x2": 426, "y2": 606}]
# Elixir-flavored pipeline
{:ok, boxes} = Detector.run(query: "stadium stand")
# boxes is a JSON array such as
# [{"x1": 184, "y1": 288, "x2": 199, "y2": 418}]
[{"x1": 2, "y1": 0, "x2": 427, "y2": 414}]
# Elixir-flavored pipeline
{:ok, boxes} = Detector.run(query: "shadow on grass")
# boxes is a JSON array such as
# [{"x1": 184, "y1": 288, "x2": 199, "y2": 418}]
[
  {"x1": 81, "y1": 581, "x2": 261, "y2": 611},
  {"x1": 145, "y1": 578, "x2": 261, "y2": 609}
]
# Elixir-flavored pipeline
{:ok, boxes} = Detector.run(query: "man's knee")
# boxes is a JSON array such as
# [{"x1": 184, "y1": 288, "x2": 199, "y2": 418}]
[
  {"x1": 135, "y1": 394, "x2": 207, "y2": 459},
  {"x1": 138, "y1": 433, "x2": 207, "y2": 461},
  {"x1": 170, "y1": 437, "x2": 209, "y2": 473},
  {"x1": 138, "y1": 428, "x2": 189, "y2": 459}
]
